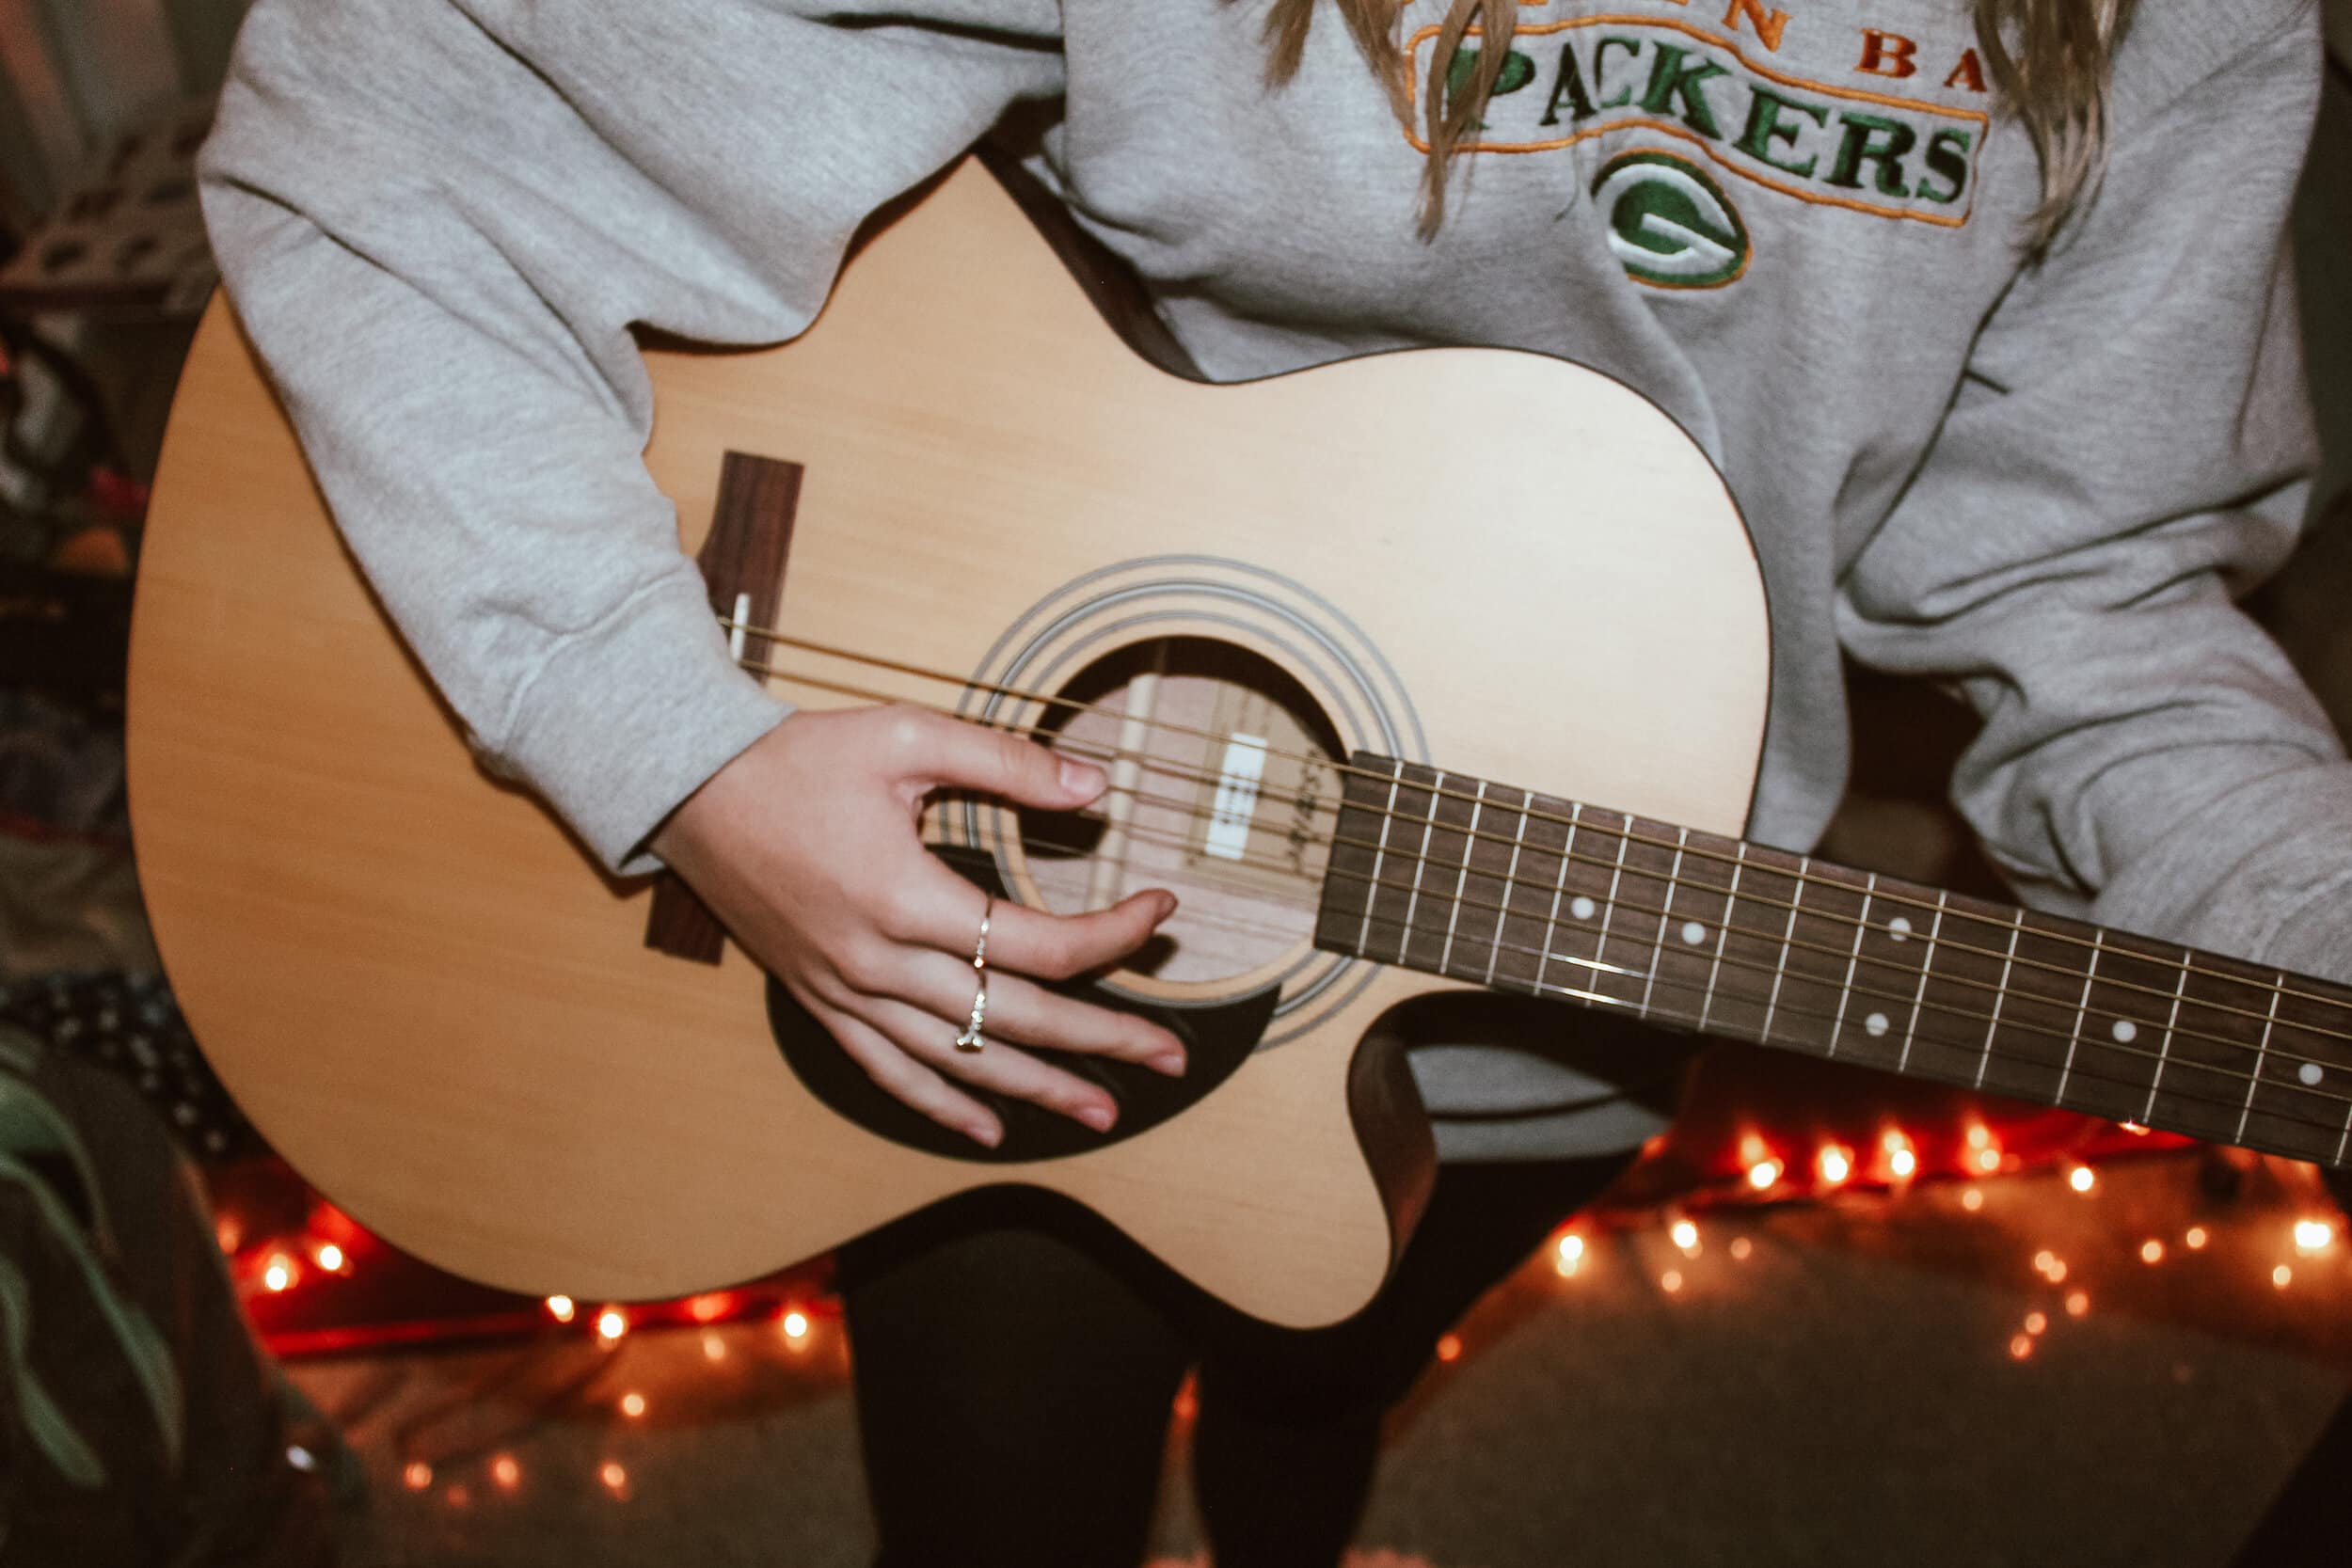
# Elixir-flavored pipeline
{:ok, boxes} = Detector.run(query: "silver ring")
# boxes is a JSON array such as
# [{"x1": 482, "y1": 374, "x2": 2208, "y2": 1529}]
[{"x1": 952, "y1": 897, "x2": 992, "y2": 1053}]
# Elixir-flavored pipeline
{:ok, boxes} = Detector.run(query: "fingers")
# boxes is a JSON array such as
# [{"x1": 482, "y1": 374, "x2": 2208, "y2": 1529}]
[
  {"x1": 843, "y1": 994, "x2": 1124, "y2": 1133},
  {"x1": 813, "y1": 997, "x2": 1005, "y2": 1149},
  {"x1": 896, "y1": 955, "x2": 1186, "y2": 1076},
  {"x1": 884, "y1": 706, "x2": 1106, "y2": 810},
  {"x1": 885, "y1": 852, "x2": 1177, "y2": 984}
]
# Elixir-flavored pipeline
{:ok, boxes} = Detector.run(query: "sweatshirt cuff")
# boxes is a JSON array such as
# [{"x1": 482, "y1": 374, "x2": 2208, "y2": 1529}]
[
  {"x1": 2089, "y1": 764, "x2": 2352, "y2": 988},
  {"x1": 497, "y1": 573, "x2": 792, "y2": 876}
]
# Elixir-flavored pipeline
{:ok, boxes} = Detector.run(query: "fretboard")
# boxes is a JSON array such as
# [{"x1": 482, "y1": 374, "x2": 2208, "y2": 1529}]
[{"x1": 1311, "y1": 753, "x2": 2352, "y2": 1169}]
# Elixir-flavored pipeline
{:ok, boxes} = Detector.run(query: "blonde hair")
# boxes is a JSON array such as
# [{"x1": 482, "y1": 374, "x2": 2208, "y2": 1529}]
[{"x1": 1256, "y1": 0, "x2": 2138, "y2": 245}]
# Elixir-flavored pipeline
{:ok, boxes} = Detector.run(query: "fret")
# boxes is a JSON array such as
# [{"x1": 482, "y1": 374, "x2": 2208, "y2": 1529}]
[
  {"x1": 2055, "y1": 930, "x2": 2101, "y2": 1107},
  {"x1": 2140, "y1": 950, "x2": 2189, "y2": 1126},
  {"x1": 1978, "y1": 912, "x2": 2021, "y2": 1089},
  {"x1": 1759, "y1": 863, "x2": 1800, "y2": 1043},
  {"x1": 1437, "y1": 781, "x2": 1486, "y2": 978},
  {"x1": 1532, "y1": 798, "x2": 1572, "y2": 999},
  {"x1": 1635, "y1": 831, "x2": 1689, "y2": 1022},
  {"x1": 1900, "y1": 891, "x2": 2018, "y2": 1095},
  {"x1": 1482, "y1": 784, "x2": 1526, "y2": 988},
  {"x1": 1637, "y1": 824, "x2": 1748, "y2": 1036},
  {"x1": 1764, "y1": 860, "x2": 1869, "y2": 1061},
  {"x1": 1826, "y1": 873, "x2": 1876, "y2": 1060},
  {"x1": 2057, "y1": 928, "x2": 2189, "y2": 1126},
  {"x1": 2150, "y1": 957, "x2": 2283, "y2": 1148},
  {"x1": 1894, "y1": 893, "x2": 1947, "y2": 1075},
  {"x1": 1392, "y1": 767, "x2": 1444, "y2": 974},
  {"x1": 1825, "y1": 879, "x2": 1947, "y2": 1072},
  {"x1": 2236, "y1": 977, "x2": 2282, "y2": 1148},
  {"x1": 1972, "y1": 911, "x2": 2095, "y2": 1110},
  {"x1": 1701, "y1": 843, "x2": 1795, "y2": 1044}
]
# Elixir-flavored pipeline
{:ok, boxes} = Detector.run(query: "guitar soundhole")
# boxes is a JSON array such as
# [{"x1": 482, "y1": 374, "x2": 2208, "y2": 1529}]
[{"x1": 1019, "y1": 638, "x2": 1343, "y2": 986}]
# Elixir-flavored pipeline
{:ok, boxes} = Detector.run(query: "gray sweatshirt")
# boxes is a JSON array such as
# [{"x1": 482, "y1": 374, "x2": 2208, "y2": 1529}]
[{"x1": 197, "y1": 0, "x2": 2348, "y2": 1159}]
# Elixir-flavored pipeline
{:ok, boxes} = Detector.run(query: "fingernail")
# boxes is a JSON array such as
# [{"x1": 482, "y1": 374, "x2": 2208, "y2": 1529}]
[
  {"x1": 967, "y1": 1118, "x2": 1003, "y2": 1148},
  {"x1": 1152, "y1": 891, "x2": 1180, "y2": 923},
  {"x1": 1059, "y1": 758, "x2": 1105, "y2": 799},
  {"x1": 1076, "y1": 1102, "x2": 1116, "y2": 1132},
  {"x1": 1147, "y1": 1051, "x2": 1186, "y2": 1078}
]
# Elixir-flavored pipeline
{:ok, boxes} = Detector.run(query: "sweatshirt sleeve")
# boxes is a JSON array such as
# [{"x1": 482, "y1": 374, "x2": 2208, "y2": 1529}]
[
  {"x1": 198, "y1": 0, "x2": 1065, "y2": 872},
  {"x1": 1835, "y1": 4, "x2": 2352, "y2": 986}
]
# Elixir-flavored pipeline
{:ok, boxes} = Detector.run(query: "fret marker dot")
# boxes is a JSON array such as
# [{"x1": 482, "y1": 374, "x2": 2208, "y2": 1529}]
[
  {"x1": 2110, "y1": 1020, "x2": 2137, "y2": 1044},
  {"x1": 1570, "y1": 896, "x2": 1597, "y2": 921},
  {"x1": 1680, "y1": 921, "x2": 1707, "y2": 946},
  {"x1": 1888, "y1": 917, "x2": 1913, "y2": 942},
  {"x1": 1864, "y1": 1012, "x2": 1889, "y2": 1037},
  {"x1": 2301, "y1": 1063, "x2": 2325, "y2": 1087}
]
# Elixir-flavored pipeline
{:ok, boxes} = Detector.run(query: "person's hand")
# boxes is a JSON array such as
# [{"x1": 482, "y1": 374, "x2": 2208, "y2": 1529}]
[{"x1": 651, "y1": 705, "x2": 1185, "y2": 1148}]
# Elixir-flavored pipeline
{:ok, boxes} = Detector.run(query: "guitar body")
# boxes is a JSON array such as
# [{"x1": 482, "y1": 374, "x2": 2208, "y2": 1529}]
[{"x1": 127, "y1": 161, "x2": 1768, "y2": 1325}]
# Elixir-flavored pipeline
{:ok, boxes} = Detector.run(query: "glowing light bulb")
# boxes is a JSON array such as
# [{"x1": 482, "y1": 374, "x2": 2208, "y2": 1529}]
[
  {"x1": 403, "y1": 1461, "x2": 432, "y2": 1491},
  {"x1": 599, "y1": 1461, "x2": 628, "y2": 1496},
  {"x1": 782, "y1": 1309, "x2": 811, "y2": 1340},
  {"x1": 2025, "y1": 1312, "x2": 2047, "y2": 1336},
  {"x1": 2068, "y1": 1165, "x2": 2096, "y2": 1194},
  {"x1": 620, "y1": 1392, "x2": 646, "y2": 1418},
  {"x1": 1556, "y1": 1233, "x2": 1586, "y2": 1265},
  {"x1": 1818, "y1": 1146, "x2": 1852, "y2": 1185},
  {"x1": 491, "y1": 1454, "x2": 519, "y2": 1492},
  {"x1": 2065, "y1": 1291, "x2": 2090, "y2": 1318},
  {"x1": 701, "y1": 1330, "x2": 726, "y2": 1363},
  {"x1": 313, "y1": 1243, "x2": 344, "y2": 1274},
  {"x1": 1975, "y1": 1147, "x2": 2001, "y2": 1173},
  {"x1": 2140, "y1": 1239, "x2": 2165, "y2": 1264},
  {"x1": 1747, "y1": 1158, "x2": 1783, "y2": 1191},
  {"x1": 1436, "y1": 1333, "x2": 1463, "y2": 1363},
  {"x1": 215, "y1": 1216, "x2": 243, "y2": 1255},
  {"x1": 1671, "y1": 1219, "x2": 1699, "y2": 1252},
  {"x1": 262, "y1": 1254, "x2": 296, "y2": 1293},
  {"x1": 1962, "y1": 1188, "x2": 1985, "y2": 1212},
  {"x1": 1965, "y1": 1123, "x2": 1992, "y2": 1150},
  {"x1": 2295, "y1": 1219, "x2": 2335, "y2": 1254},
  {"x1": 689, "y1": 1291, "x2": 730, "y2": 1324},
  {"x1": 546, "y1": 1295, "x2": 576, "y2": 1323},
  {"x1": 1889, "y1": 1148, "x2": 1916, "y2": 1180},
  {"x1": 2009, "y1": 1334, "x2": 2034, "y2": 1360},
  {"x1": 1729, "y1": 1236, "x2": 1753, "y2": 1260},
  {"x1": 2273, "y1": 1265, "x2": 2294, "y2": 1290},
  {"x1": 596, "y1": 1308, "x2": 627, "y2": 1342},
  {"x1": 2185, "y1": 1227, "x2": 2208, "y2": 1250}
]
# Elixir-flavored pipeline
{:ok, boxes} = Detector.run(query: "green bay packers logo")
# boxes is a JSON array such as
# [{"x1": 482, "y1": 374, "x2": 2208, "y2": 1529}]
[{"x1": 1592, "y1": 151, "x2": 1750, "y2": 290}]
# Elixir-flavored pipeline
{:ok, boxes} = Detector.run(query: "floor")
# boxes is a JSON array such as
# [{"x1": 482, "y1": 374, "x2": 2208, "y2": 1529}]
[{"x1": 286, "y1": 1150, "x2": 2352, "y2": 1567}]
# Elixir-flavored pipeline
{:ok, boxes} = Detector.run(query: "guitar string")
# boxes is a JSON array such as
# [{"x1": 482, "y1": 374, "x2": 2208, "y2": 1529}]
[
  {"x1": 725, "y1": 620, "x2": 2352, "y2": 1023},
  {"x1": 945, "y1": 804, "x2": 2352, "y2": 1151},
  {"x1": 949, "y1": 785, "x2": 2352, "y2": 1127},
  {"x1": 768, "y1": 649, "x2": 2352, "y2": 1066}
]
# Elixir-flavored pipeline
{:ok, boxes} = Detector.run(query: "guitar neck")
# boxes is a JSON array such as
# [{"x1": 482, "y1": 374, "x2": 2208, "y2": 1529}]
[{"x1": 1311, "y1": 753, "x2": 2352, "y2": 1169}]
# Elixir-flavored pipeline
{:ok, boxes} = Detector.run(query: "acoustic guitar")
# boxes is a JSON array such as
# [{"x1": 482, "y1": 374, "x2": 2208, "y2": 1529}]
[{"x1": 127, "y1": 159, "x2": 2352, "y2": 1327}]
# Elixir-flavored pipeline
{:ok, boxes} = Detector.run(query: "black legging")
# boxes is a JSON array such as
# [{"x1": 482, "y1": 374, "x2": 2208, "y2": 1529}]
[{"x1": 837, "y1": 1151, "x2": 1634, "y2": 1568}]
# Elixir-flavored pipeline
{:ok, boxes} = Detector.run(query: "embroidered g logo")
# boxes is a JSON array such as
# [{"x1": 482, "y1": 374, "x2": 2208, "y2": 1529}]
[{"x1": 1592, "y1": 151, "x2": 1751, "y2": 290}]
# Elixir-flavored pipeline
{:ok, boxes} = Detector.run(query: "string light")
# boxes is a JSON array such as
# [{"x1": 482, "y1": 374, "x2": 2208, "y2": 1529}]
[
  {"x1": 2185, "y1": 1227, "x2": 2208, "y2": 1250},
  {"x1": 1817, "y1": 1145, "x2": 1852, "y2": 1186},
  {"x1": 689, "y1": 1291, "x2": 731, "y2": 1324},
  {"x1": 1961, "y1": 1187, "x2": 1984, "y2": 1212},
  {"x1": 599, "y1": 1461, "x2": 629, "y2": 1499},
  {"x1": 1661, "y1": 1270, "x2": 1685, "y2": 1293},
  {"x1": 1671, "y1": 1219, "x2": 1699, "y2": 1253},
  {"x1": 702, "y1": 1330, "x2": 727, "y2": 1363},
  {"x1": 2065, "y1": 1291, "x2": 2090, "y2": 1318},
  {"x1": 262, "y1": 1253, "x2": 297, "y2": 1293},
  {"x1": 1882, "y1": 1131, "x2": 1916, "y2": 1180},
  {"x1": 546, "y1": 1295, "x2": 577, "y2": 1324},
  {"x1": 1747, "y1": 1158, "x2": 1783, "y2": 1191},
  {"x1": 2009, "y1": 1334, "x2": 2033, "y2": 1360},
  {"x1": 2295, "y1": 1219, "x2": 2335, "y2": 1255},
  {"x1": 1436, "y1": 1334, "x2": 1463, "y2": 1363},
  {"x1": 2068, "y1": 1165, "x2": 2096, "y2": 1194},
  {"x1": 2140, "y1": 1240, "x2": 2165, "y2": 1264},
  {"x1": 2273, "y1": 1265, "x2": 2294, "y2": 1290},
  {"x1": 781, "y1": 1309, "x2": 811, "y2": 1341},
  {"x1": 491, "y1": 1455, "x2": 519, "y2": 1492},
  {"x1": 1729, "y1": 1236, "x2": 1753, "y2": 1261},
  {"x1": 2024, "y1": 1312, "x2": 2047, "y2": 1336},
  {"x1": 313, "y1": 1243, "x2": 345, "y2": 1274},
  {"x1": 596, "y1": 1308, "x2": 627, "y2": 1343},
  {"x1": 620, "y1": 1392, "x2": 646, "y2": 1419},
  {"x1": 403, "y1": 1461, "x2": 432, "y2": 1491},
  {"x1": 215, "y1": 1216, "x2": 243, "y2": 1255},
  {"x1": 444, "y1": 1483, "x2": 470, "y2": 1509}
]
